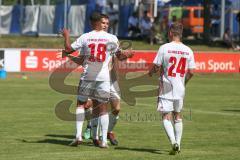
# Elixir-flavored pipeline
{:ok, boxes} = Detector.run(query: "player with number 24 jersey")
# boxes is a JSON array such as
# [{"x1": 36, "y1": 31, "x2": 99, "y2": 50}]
[
  {"x1": 153, "y1": 41, "x2": 196, "y2": 99},
  {"x1": 149, "y1": 22, "x2": 195, "y2": 155}
]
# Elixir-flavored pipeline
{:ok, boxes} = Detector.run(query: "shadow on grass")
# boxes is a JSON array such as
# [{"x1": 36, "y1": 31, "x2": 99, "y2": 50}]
[
  {"x1": 222, "y1": 109, "x2": 240, "y2": 113},
  {"x1": 19, "y1": 138, "x2": 95, "y2": 147},
  {"x1": 45, "y1": 134, "x2": 75, "y2": 139},
  {"x1": 17, "y1": 134, "x2": 95, "y2": 147},
  {"x1": 19, "y1": 138, "x2": 72, "y2": 146},
  {"x1": 114, "y1": 146, "x2": 168, "y2": 155}
]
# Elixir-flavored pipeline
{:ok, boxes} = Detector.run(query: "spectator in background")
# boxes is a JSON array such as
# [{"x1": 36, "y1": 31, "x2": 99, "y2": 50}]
[
  {"x1": 138, "y1": 0, "x2": 144, "y2": 18},
  {"x1": 96, "y1": 0, "x2": 107, "y2": 13},
  {"x1": 237, "y1": 11, "x2": 240, "y2": 24},
  {"x1": 168, "y1": 15, "x2": 178, "y2": 27},
  {"x1": 160, "y1": 15, "x2": 169, "y2": 43},
  {"x1": 236, "y1": 11, "x2": 240, "y2": 40},
  {"x1": 139, "y1": 11, "x2": 153, "y2": 45},
  {"x1": 106, "y1": 2, "x2": 118, "y2": 35},
  {"x1": 128, "y1": 12, "x2": 141, "y2": 37},
  {"x1": 152, "y1": 16, "x2": 163, "y2": 44},
  {"x1": 223, "y1": 28, "x2": 240, "y2": 51},
  {"x1": 210, "y1": 5, "x2": 220, "y2": 37}
]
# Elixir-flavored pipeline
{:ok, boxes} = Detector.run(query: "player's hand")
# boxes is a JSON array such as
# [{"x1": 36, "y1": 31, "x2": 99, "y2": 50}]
[
  {"x1": 56, "y1": 50, "x2": 68, "y2": 58},
  {"x1": 116, "y1": 48, "x2": 134, "y2": 61},
  {"x1": 59, "y1": 28, "x2": 70, "y2": 38},
  {"x1": 124, "y1": 48, "x2": 134, "y2": 58}
]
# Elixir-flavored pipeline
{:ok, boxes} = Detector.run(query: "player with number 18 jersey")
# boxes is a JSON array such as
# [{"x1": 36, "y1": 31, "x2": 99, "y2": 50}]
[
  {"x1": 71, "y1": 28, "x2": 118, "y2": 148},
  {"x1": 71, "y1": 30, "x2": 118, "y2": 82}
]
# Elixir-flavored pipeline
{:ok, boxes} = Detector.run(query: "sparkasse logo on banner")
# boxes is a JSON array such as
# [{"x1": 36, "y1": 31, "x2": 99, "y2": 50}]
[
  {"x1": 21, "y1": 50, "x2": 83, "y2": 72},
  {"x1": 25, "y1": 51, "x2": 38, "y2": 69}
]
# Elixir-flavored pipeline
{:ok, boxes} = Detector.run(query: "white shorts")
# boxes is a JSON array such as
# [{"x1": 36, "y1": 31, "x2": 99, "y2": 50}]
[
  {"x1": 77, "y1": 80, "x2": 111, "y2": 103},
  {"x1": 157, "y1": 98, "x2": 183, "y2": 113},
  {"x1": 110, "y1": 81, "x2": 121, "y2": 100}
]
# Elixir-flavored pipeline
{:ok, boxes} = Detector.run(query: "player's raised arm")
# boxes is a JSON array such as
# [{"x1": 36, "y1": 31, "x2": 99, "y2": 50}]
[
  {"x1": 58, "y1": 28, "x2": 86, "y2": 65},
  {"x1": 60, "y1": 28, "x2": 75, "y2": 56}
]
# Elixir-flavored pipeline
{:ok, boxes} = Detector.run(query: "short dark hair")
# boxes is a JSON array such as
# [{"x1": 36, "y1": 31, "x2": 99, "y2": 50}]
[
  {"x1": 100, "y1": 13, "x2": 109, "y2": 19},
  {"x1": 90, "y1": 12, "x2": 102, "y2": 23},
  {"x1": 169, "y1": 22, "x2": 183, "y2": 38}
]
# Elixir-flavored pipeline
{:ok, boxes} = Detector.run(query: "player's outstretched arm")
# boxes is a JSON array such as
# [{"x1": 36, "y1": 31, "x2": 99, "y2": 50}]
[
  {"x1": 116, "y1": 48, "x2": 134, "y2": 61},
  {"x1": 185, "y1": 69, "x2": 194, "y2": 85}
]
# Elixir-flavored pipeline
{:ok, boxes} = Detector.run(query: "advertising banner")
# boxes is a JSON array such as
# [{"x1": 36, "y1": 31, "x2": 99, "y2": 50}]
[
  {"x1": 194, "y1": 52, "x2": 240, "y2": 73},
  {"x1": 15, "y1": 49, "x2": 240, "y2": 73},
  {"x1": 118, "y1": 51, "x2": 240, "y2": 73},
  {"x1": 4, "y1": 49, "x2": 21, "y2": 72},
  {"x1": 20, "y1": 50, "x2": 83, "y2": 72}
]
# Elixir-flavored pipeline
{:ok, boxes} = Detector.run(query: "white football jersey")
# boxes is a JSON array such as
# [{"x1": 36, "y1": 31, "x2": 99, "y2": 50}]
[
  {"x1": 71, "y1": 30, "x2": 119, "y2": 81},
  {"x1": 153, "y1": 41, "x2": 196, "y2": 99}
]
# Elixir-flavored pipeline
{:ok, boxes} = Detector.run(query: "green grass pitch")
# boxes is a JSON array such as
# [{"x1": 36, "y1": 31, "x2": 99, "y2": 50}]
[{"x1": 0, "y1": 73, "x2": 240, "y2": 160}]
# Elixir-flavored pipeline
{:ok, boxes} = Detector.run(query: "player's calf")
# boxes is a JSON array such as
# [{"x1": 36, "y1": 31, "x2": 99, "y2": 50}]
[
  {"x1": 92, "y1": 100, "x2": 109, "y2": 147},
  {"x1": 107, "y1": 99, "x2": 120, "y2": 145},
  {"x1": 173, "y1": 112, "x2": 183, "y2": 151}
]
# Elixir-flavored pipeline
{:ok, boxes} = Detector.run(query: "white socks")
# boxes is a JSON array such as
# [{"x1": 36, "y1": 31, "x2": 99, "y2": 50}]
[
  {"x1": 174, "y1": 119, "x2": 183, "y2": 146},
  {"x1": 163, "y1": 119, "x2": 176, "y2": 145},
  {"x1": 76, "y1": 108, "x2": 85, "y2": 141},
  {"x1": 108, "y1": 112, "x2": 119, "y2": 132},
  {"x1": 100, "y1": 114, "x2": 109, "y2": 144},
  {"x1": 163, "y1": 118, "x2": 183, "y2": 147}
]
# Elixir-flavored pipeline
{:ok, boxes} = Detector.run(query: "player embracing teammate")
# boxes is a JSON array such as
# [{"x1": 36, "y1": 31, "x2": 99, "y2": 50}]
[
  {"x1": 59, "y1": 11, "x2": 195, "y2": 154},
  {"x1": 60, "y1": 12, "x2": 119, "y2": 148},
  {"x1": 59, "y1": 12, "x2": 132, "y2": 148}
]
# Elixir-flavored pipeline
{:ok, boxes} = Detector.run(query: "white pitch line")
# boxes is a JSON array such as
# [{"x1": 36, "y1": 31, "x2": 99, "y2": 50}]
[
  {"x1": 135, "y1": 102, "x2": 240, "y2": 117},
  {"x1": 189, "y1": 109, "x2": 240, "y2": 117}
]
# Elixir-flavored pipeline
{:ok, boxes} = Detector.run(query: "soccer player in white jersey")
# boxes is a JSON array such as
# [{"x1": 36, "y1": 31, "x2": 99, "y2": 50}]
[
  {"x1": 149, "y1": 22, "x2": 196, "y2": 155},
  {"x1": 83, "y1": 14, "x2": 133, "y2": 145},
  {"x1": 99, "y1": 14, "x2": 133, "y2": 145},
  {"x1": 60, "y1": 12, "x2": 119, "y2": 148}
]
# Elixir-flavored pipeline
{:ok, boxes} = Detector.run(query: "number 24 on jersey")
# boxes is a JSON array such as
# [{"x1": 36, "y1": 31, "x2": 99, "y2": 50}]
[{"x1": 168, "y1": 57, "x2": 187, "y2": 77}]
